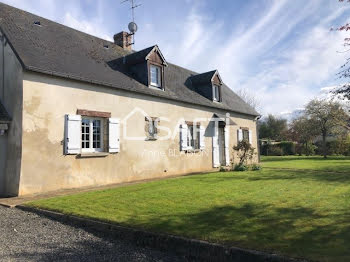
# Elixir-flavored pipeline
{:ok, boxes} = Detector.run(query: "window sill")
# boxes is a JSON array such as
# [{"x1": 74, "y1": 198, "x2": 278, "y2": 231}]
[
  {"x1": 185, "y1": 149, "x2": 201, "y2": 153},
  {"x1": 78, "y1": 152, "x2": 109, "y2": 158},
  {"x1": 149, "y1": 85, "x2": 164, "y2": 91}
]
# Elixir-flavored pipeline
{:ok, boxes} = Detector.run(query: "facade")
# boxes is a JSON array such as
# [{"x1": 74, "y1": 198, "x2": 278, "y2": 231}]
[{"x1": 0, "y1": 3, "x2": 260, "y2": 197}]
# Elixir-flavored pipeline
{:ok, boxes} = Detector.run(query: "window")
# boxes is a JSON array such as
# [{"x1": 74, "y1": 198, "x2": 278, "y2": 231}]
[
  {"x1": 242, "y1": 129, "x2": 249, "y2": 141},
  {"x1": 81, "y1": 117, "x2": 103, "y2": 152},
  {"x1": 146, "y1": 117, "x2": 158, "y2": 140},
  {"x1": 213, "y1": 85, "x2": 220, "y2": 102},
  {"x1": 150, "y1": 64, "x2": 162, "y2": 88},
  {"x1": 187, "y1": 124, "x2": 200, "y2": 150}
]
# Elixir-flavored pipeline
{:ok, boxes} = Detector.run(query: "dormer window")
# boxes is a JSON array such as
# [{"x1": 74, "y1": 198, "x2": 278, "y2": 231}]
[
  {"x1": 213, "y1": 84, "x2": 221, "y2": 102},
  {"x1": 190, "y1": 70, "x2": 223, "y2": 103},
  {"x1": 122, "y1": 45, "x2": 167, "y2": 90},
  {"x1": 150, "y1": 64, "x2": 162, "y2": 88}
]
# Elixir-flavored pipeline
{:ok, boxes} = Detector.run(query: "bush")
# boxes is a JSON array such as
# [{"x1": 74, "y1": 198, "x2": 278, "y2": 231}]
[
  {"x1": 250, "y1": 164, "x2": 262, "y2": 171},
  {"x1": 261, "y1": 142, "x2": 296, "y2": 156},
  {"x1": 219, "y1": 166, "x2": 227, "y2": 172},
  {"x1": 267, "y1": 146, "x2": 283, "y2": 156},
  {"x1": 233, "y1": 164, "x2": 249, "y2": 171},
  {"x1": 279, "y1": 141, "x2": 296, "y2": 155}
]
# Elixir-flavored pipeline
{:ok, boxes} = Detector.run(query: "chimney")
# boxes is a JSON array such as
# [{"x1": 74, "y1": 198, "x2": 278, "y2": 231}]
[{"x1": 113, "y1": 31, "x2": 132, "y2": 51}]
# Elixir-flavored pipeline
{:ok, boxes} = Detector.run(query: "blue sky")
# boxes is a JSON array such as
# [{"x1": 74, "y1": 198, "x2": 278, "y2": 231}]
[{"x1": 2, "y1": 0, "x2": 350, "y2": 116}]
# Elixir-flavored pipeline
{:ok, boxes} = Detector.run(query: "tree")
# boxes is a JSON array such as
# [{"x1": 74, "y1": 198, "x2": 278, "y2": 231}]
[
  {"x1": 288, "y1": 116, "x2": 318, "y2": 155},
  {"x1": 233, "y1": 140, "x2": 255, "y2": 167},
  {"x1": 332, "y1": 0, "x2": 350, "y2": 99},
  {"x1": 305, "y1": 99, "x2": 349, "y2": 158},
  {"x1": 236, "y1": 89, "x2": 261, "y2": 112},
  {"x1": 258, "y1": 114, "x2": 288, "y2": 141}
]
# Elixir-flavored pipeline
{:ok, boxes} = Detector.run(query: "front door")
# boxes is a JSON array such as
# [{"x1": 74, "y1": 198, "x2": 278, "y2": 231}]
[{"x1": 218, "y1": 127, "x2": 225, "y2": 166}]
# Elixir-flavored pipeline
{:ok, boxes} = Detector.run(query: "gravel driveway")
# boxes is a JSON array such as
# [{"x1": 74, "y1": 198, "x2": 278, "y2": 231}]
[{"x1": 0, "y1": 206, "x2": 185, "y2": 262}]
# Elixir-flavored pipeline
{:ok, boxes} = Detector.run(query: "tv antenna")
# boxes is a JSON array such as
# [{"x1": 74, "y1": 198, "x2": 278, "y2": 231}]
[{"x1": 121, "y1": 0, "x2": 141, "y2": 46}]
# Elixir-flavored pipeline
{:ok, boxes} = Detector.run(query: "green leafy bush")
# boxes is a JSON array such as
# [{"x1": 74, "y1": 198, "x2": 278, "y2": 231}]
[
  {"x1": 267, "y1": 146, "x2": 283, "y2": 156},
  {"x1": 233, "y1": 164, "x2": 249, "y2": 171},
  {"x1": 250, "y1": 164, "x2": 262, "y2": 171},
  {"x1": 279, "y1": 141, "x2": 296, "y2": 155},
  {"x1": 219, "y1": 166, "x2": 227, "y2": 172}
]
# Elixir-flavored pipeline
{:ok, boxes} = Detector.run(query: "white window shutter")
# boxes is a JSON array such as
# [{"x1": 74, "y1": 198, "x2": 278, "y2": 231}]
[
  {"x1": 199, "y1": 125, "x2": 205, "y2": 150},
  {"x1": 65, "y1": 114, "x2": 81, "y2": 155},
  {"x1": 212, "y1": 126, "x2": 220, "y2": 167},
  {"x1": 224, "y1": 126, "x2": 230, "y2": 166},
  {"x1": 238, "y1": 129, "x2": 243, "y2": 142},
  {"x1": 109, "y1": 118, "x2": 120, "y2": 153},
  {"x1": 248, "y1": 130, "x2": 253, "y2": 144},
  {"x1": 180, "y1": 124, "x2": 188, "y2": 151}
]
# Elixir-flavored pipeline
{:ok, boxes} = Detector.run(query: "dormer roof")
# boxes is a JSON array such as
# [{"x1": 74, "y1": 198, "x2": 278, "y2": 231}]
[
  {"x1": 124, "y1": 45, "x2": 167, "y2": 66},
  {"x1": 190, "y1": 70, "x2": 223, "y2": 86}
]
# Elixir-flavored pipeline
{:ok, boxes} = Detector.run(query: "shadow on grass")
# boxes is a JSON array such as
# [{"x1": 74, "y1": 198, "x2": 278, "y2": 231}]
[
  {"x1": 248, "y1": 169, "x2": 350, "y2": 183},
  {"x1": 124, "y1": 203, "x2": 350, "y2": 261},
  {"x1": 189, "y1": 167, "x2": 350, "y2": 184},
  {"x1": 261, "y1": 156, "x2": 350, "y2": 162},
  {"x1": 16, "y1": 202, "x2": 350, "y2": 261}
]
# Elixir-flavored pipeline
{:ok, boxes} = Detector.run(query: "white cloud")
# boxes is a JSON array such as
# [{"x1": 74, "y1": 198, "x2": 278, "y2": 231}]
[
  {"x1": 63, "y1": 12, "x2": 112, "y2": 41},
  {"x1": 3, "y1": 0, "x2": 349, "y2": 117}
]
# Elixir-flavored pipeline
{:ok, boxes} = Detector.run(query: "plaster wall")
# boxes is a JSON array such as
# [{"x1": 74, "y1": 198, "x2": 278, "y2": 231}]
[{"x1": 19, "y1": 71, "x2": 258, "y2": 195}]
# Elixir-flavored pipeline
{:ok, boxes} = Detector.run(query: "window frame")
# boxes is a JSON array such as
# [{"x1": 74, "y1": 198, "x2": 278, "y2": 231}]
[
  {"x1": 242, "y1": 129, "x2": 249, "y2": 141},
  {"x1": 149, "y1": 64, "x2": 162, "y2": 88},
  {"x1": 145, "y1": 117, "x2": 159, "y2": 140},
  {"x1": 187, "y1": 124, "x2": 200, "y2": 150},
  {"x1": 81, "y1": 116, "x2": 104, "y2": 153},
  {"x1": 212, "y1": 84, "x2": 221, "y2": 102}
]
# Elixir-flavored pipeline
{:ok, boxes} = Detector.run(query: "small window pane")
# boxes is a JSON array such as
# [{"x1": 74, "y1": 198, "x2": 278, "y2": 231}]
[
  {"x1": 243, "y1": 130, "x2": 249, "y2": 141},
  {"x1": 82, "y1": 119, "x2": 90, "y2": 149},
  {"x1": 213, "y1": 85, "x2": 220, "y2": 101},
  {"x1": 92, "y1": 120, "x2": 101, "y2": 149},
  {"x1": 150, "y1": 65, "x2": 161, "y2": 87}
]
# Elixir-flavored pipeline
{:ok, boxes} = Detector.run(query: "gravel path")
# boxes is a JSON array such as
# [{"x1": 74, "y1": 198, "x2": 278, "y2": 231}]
[{"x1": 0, "y1": 206, "x2": 185, "y2": 262}]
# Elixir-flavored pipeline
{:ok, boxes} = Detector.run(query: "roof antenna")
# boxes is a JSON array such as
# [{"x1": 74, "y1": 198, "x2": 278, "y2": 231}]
[{"x1": 121, "y1": 0, "x2": 141, "y2": 46}]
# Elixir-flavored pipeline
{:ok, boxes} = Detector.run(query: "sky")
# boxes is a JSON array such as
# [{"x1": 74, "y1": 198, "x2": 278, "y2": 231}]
[{"x1": 2, "y1": 0, "x2": 350, "y2": 116}]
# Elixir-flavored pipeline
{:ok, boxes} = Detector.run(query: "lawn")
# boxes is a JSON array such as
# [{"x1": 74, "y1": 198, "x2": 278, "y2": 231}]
[{"x1": 26, "y1": 156, "x2": 350, "y2": 262}]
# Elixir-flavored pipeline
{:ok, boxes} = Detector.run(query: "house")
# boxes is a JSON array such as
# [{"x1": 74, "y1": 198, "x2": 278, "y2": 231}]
[{"x1": 0, "y1": 3, "x2": 260, "y2": 197}]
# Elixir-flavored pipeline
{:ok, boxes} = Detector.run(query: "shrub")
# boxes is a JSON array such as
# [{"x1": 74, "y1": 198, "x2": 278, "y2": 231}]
[
  {"x1": 267, "y1": 146, "x2": 283, "y2": 156},
  {"x1": 219, "y1": 166, "x2": 227, "y2": 172},
  {"x1": 279, "y1": 141, "x2": 296, "y2": 155},
  {"x1": 233, "y1": 140, "x2": 256, "y2": 166},
  {"x1": 250, "y1": 164, "x2": 262, "y2": 171},
  {"x1": 233, "y1": 164, "x2": 249, "y2": 171}
]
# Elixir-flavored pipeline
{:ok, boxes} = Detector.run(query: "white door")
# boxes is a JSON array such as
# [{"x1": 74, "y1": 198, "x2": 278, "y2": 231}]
[
  {"x1": 218, "y1": 127, "x2": 225, "y2": 166},
  {"x1": 212, "y1": 125, "x2": 220, "y2": 167}
]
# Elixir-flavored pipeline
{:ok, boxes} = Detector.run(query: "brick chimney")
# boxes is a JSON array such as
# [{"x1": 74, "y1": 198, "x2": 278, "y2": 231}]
[{"x1": 113, "y1": 31, "x2": 132, "y2": 51}]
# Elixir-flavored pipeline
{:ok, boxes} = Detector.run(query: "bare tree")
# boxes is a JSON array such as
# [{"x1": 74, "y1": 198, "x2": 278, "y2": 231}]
[
  {"x1": 332, "y1": 0, "x2": 350, "y2": 99},
  {"x1": 236, "y1": 89, "x2": 261, "y2": 112}
]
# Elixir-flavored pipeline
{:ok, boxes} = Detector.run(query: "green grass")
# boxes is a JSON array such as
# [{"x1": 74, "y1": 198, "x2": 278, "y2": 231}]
[{"x1": 27, "y1": 156, "x2": 350, "y2": 262}]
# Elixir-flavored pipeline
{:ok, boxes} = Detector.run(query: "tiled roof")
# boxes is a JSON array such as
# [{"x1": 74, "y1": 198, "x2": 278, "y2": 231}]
[{"x1": 0, "y1": 3, "x2": 259, "y2": 117}]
